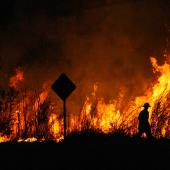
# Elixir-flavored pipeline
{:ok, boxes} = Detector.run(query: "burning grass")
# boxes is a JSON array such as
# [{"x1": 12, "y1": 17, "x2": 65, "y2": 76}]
[{"x1": 0, "y1": 55, "x2": 170, "y2": 142}]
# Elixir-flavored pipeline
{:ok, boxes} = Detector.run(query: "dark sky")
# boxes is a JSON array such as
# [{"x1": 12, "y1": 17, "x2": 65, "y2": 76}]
[{"x1": 0, "y1": 0, "x2": 170, "y2": 105}]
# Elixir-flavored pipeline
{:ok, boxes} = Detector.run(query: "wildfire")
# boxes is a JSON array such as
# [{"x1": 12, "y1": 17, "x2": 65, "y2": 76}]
[
  {"x1": 48, "y1": 113, "x2": 64, "y2": 142},
  {"x1": 0, "y1": 54, "x2": 169, "y2": 143},
  {"x1": 0, "y1": 134, "x2": 10, "y2": 143},
  {"x1": 18, "y1": 137, "x2": 37, "y2": 143},
  {"x1": 9, "y1": 68, "x2": 24, "y2": 89},
  {"x1": 75, "y1": 96, "x2": 122, "y2": 133},
  {"x1": 68, "y1": 55, "x2": 170, "y2": 138}
]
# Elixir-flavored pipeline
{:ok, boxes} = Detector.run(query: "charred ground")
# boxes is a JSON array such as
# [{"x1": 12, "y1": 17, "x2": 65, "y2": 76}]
[{"x1": 0, "y1": 132, "x2": 169, "y2": 170}]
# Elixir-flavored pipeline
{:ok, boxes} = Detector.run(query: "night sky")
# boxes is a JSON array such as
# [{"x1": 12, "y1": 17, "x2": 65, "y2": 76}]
[{"x1": 0, "y1": 0, "x2": 170, "y2": 105}]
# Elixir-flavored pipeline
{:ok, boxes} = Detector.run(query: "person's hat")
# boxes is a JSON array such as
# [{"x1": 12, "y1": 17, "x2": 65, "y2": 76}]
[{"x1": 143, "y1": 103, "x2": 151, "y2": 108}]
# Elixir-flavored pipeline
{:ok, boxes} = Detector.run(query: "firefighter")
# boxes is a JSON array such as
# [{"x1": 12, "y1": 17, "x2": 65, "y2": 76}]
[{"x1": 137, "y1": 103, "x2": 152, "y2": 139}]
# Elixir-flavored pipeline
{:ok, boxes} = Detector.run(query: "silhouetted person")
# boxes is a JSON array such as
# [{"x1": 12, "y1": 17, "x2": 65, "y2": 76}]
[{"x1": 137, "y1": 103, "x2": 152, "y2": 139}]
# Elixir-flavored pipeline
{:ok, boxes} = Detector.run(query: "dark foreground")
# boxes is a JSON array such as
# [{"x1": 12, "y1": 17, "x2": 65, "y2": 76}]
[{"x1": 0, "y1": 133, "x2": 169, "y2": 170}]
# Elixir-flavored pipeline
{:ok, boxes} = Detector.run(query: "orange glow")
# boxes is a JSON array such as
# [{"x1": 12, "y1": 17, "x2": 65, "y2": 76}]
[
  {"x1": 0, "y1": 54, "x2": 170, "y2": 142},
  {"x1": 9, "y1": 68, "x2": 24, "y2": 89},
  {"x1": 48, "y1": 113, "x2": 64, "y2": 142},
  {"x1": 0, "y1": 135, "x2": 10, "y2": 143},
  {"x1": 18, "y1": 137, "x2": 37, "y2": 143}
]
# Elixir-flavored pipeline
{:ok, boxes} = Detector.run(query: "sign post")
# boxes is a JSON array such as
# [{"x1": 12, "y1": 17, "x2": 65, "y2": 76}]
[
  {"x1": 52, "y1": 73, "x2": 76, "y2": 139},
  {"x1": 63, "y1": 99, "x2": 66, "y2": 138}
]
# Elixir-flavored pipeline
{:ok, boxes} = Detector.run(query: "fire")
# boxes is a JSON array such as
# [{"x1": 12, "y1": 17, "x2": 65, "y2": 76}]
[
  {"x1": 48, "y1": 113, "x2": 63, "y2": 142},
  {"x1": 149, "y1": 56, "x2": 170, "y2": 138},
  {"x1": 76, "y1": 96, "x2": 122, "y2": 133},
  {"x1": 124, "y1": 55, "x2": 170, "y2": 137},
  {"x1": 0, "y1": 54, "x2": 170, "y2": 143},
  {"x1": 18, "y1": 137, "x2": 37, "y2": 143},
  {"x1": 0, "y1": 134, "x2": 10, "y2": 143},
  {"x1": 150, "y1": 56, "x2": 170, "y2": 100},
  {"x1": 9, "y1": 68, "x2": 24, "y2": 89},
  {"x1": 68, "y1": 56, "x2": 170, "y2": 138}
]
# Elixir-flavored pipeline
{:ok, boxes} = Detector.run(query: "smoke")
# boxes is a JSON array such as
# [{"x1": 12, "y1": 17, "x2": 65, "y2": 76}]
[{"x1": 0, "y1": 0, "x2": 170, "y2": 112}]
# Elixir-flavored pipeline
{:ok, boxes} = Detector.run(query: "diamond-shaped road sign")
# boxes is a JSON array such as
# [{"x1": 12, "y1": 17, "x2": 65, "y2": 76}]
[
  {"x1": 51, "y1": 73, "x2": 76, "y2": 139},
  {"x1": 52, "y1": 73, "x2": 76, "y2": 101}
]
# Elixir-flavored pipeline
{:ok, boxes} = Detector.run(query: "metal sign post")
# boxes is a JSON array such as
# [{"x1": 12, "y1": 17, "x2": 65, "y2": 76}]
[
  {"x1": 63, "y1": 99, "x2": 66, "y2": 138},
  {"x1": 52, "y1": 73, "x2": 76, "y2": 139}
]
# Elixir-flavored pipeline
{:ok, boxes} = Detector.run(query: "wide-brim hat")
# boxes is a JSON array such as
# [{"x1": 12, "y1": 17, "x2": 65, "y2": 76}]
[{"x1": 143, "y1": 103, "x2": 151, "y2": 108}]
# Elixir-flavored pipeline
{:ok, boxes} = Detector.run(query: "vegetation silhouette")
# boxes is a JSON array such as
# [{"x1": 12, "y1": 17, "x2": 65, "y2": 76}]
[{"x1": 0, "y1": 130, "x2": 169, "y2": 170}]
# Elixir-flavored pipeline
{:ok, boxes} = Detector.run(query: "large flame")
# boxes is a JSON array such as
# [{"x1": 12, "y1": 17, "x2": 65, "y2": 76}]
[
  {"x1": 68, "y1": 55, "x2": 170, "y2": 138},
  {"x1": 0, "y1": 55, "x2": 169, "y2": 142}
]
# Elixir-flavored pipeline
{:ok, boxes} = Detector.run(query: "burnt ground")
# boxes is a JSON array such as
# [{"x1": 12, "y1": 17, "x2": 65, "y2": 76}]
[{"x1": 0, "y1": 132, "x2": 169, "y2": 170}]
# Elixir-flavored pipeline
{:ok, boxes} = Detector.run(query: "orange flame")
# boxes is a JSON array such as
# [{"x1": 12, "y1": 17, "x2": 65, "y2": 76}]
[
  {"x1": 9, "y1": 68, "x2": 24, "y2": 89},
  {"x1": 0, "y1": 55, "x2": 170, "y2": 143}
]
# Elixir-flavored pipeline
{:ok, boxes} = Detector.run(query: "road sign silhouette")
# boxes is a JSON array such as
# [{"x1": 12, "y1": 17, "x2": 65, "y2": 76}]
[
  {"x1": 52, "y1": 73, "x2": 76, "y2": 101},
  {"x1": 52, "y1": 73, "x2": 76, "y2": 139}
]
